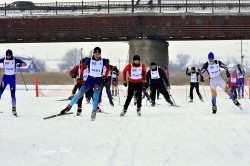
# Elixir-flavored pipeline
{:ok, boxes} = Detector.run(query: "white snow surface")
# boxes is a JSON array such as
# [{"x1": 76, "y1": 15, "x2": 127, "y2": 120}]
[{"x1": 0, "y1": 85, "x2": 250, "y2": 166}]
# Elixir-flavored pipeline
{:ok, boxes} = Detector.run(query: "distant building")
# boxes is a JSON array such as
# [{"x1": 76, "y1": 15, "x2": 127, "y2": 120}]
[{"x1": 15, "y1": 56, "x2": 40, "y2": 73}]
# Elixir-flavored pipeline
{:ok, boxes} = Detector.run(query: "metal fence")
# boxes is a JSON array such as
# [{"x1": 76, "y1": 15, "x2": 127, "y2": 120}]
[{"x1": 0, "y1": 0, "x2": 250, "y2": 16}]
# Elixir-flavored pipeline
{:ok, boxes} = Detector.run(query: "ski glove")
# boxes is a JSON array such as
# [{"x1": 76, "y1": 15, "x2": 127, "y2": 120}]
[
  {"x1": 200, "y1": 77, "x2": 204, "y2": 82},
  {"x1": 123, "y1": 81, "x2": 127, "y2": 87},
  {"x1": 103, "y1": 77, "x2": 109, "y2": 83},
  {"x1": 17, "y1": 63, "x2": 21, "y2": 67},
  {"x1": 226, "y1": 71, "x2": 230, "y2": 78},
  {"x1": 79, "y1": 75, "x2": 83, "y2": 81}
]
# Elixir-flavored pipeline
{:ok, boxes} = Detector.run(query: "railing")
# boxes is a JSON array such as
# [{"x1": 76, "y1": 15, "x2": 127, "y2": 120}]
[{"x1": 0, "y1": 0, "x2": 250, "y2": 16}]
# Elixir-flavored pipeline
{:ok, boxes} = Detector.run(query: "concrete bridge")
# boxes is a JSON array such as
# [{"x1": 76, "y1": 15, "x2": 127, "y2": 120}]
[{"x1": 1, "y1": 0, "x2": 250, "y2": 68}]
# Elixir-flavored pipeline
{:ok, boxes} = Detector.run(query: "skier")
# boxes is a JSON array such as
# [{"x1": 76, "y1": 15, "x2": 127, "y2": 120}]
[
  {"x1": 120, "y1": 55, "x2": 146, "y2": 117},
  {"x1": 98, "y1": 64, "x2": 114, "y2": 106},
  {"x1": 0, "y1": 49, "x2": 27, "y2": 116},
  {"x1": 186, "y1": 66, "x2": 203, "y2": 102},
  {"x1": 236, "y1": 64, "x2": 245, "y2": 99},
  {"x1": 200, "y1": 52, "x2": 241, "y2": 114},
  {"x1": 111, "y1": 66, "x2": 119, "y2": 96},
  {"x1": 147, "y1": 62, "x2": 174, "y2": 107},
  {"x1": 60, "y1": 47, "x2": 110, "y2": 121},
  {"x1": 227, "y1": 70, "x2": 238, "y2": 99}
]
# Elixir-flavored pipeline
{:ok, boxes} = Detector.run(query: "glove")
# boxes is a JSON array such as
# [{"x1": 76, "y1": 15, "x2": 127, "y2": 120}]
[
  {"x1": 79, "y1": 75, "x2": 83, "y2": 81},
  {"x1": 200, "y1": 77, "x2": 204, "y2": 82},
  {"x1": 103, "y1": 77, "x2": 109, "y2": 83},
  {"x1": 123, "y1": 81, "x2": 127, "y2": 87},
  {"x1": 17, "y1": 63, "x2": 21, "y2": 67},
  {"x1": 226, "y1": 71, "x2": 230, "y2": 78}
]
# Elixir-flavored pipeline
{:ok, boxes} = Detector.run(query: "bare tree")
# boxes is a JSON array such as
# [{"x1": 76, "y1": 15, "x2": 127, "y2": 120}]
[
  {"x1": 58, "y1": 48, "x2": 83, "y2": 71},
  {"x1": 33, "y1": 57, "x2": 46, "y2": 72},
  {"x1": 176, "y1": 54, "x2": 190, "y2": 71}
]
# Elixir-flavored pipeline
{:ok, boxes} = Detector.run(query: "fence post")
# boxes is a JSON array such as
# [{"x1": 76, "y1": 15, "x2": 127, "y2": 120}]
[{"x1": 35, "y1": 75, "x2": 39, "y2": 97}]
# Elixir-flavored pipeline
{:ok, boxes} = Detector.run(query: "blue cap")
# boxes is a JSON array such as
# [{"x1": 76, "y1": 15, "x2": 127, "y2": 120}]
[{"x1": 208, "y1": 52, "x2": 214, "y2": 59}]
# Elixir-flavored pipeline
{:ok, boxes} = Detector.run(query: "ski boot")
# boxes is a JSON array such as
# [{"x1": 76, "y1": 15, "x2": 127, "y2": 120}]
[
  {"x1": 91, "y1": 110, "x2": 97, "y2": 121},
  {"x1": 233, "y1": 99, "x2": 241, "y2": 109},
  {"x1": 109, "y1": 99, "x2": 114, "y2": 107},
  {"x1": 212, "y1": 106, "x2": 217, "y2": 114},
  {"x1": 120, "y1": 109, "x2": 127, "y2": 117},
  {"x1": 151, "y1": 101, "x2": 155, "y2": 107},
  {"x1": 167, "y1": 99, "x2": 174, "y2": 106},
  {"x1": 97, "y1": 107, "x2": 102, "y2": 112},
  {"x1": 238, "y1": 94, "x2": 241, "y2": 99},
  {"x1": 200, "y1": 98, "x2": 204, "y2": 102},
  {"x1": 76, "y1": 108, "x2": 82, "y2": 116},
  {"x1": 12, "y1": 107, "x2": 17, "y2": 117},
  {"x1": 137, "y1": 108, "x2": 141, "y2": 117},
  {"x1": 60, "y1": 105, "x2": 71, "y2": 114},
  {"x1": 188, "y1": 99, "x2": 193, "y2": 103}
]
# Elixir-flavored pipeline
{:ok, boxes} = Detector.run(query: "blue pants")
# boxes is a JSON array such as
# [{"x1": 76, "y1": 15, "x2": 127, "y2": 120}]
[
  {"x1": 0, "y1": 75, "x2": 16, "y2": 107},
  {"x1": 99, "y1": 81, "x2": 112, "y2": 100},
  {"x1": 69, "y1": 76, "x2": 102, "y2": 111},
  {"x1": 238, "y1": 78, "x2": 244, "y2": 95}
]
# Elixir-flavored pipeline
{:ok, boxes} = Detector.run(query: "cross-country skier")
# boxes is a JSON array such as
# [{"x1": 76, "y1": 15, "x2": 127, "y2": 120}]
[
  {"x1": 98, "y1": 64, "x2": 114, "y2": 106},
  {"x1": 227, "y1": 70, "x2": 238, "y2": 99},
  {"x1": 236, "y1": 64, "x2": 245, "y2": 99},
  {"x1": 60, "y1": 47, "x2": 110, "y2": 121},
  {"x1": 0, "y1": 49, "x2": 27, "y2": 116},
  {"x1": 147, "y1": 62, "x2": 174, "y2": 107},
  {"x1": 186, "y1": 66, "x2": 203, "y2": 102},
  {"x1": 120, "y1": 55, "x2": 146, "y2": 117},
  {"x1": 111, "y1": 66, "x2": 119, "y2": 96},
  {"x1": 200, "y1": 52, "x2": 241, "y2": 114}
]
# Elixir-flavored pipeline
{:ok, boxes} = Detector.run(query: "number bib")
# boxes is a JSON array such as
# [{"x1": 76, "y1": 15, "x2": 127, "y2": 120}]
[
  {"x1": 4, "y1": 59, "x2": 15, "y2": 75},
  {"x1": 89, "y1": 59, "x2": 103, "y2": 77}
]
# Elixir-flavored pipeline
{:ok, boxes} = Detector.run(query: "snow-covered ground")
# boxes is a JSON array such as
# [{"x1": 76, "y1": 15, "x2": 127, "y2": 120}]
[{"x1": 0, "y1": 85, "x2": 250, "y2": 166}]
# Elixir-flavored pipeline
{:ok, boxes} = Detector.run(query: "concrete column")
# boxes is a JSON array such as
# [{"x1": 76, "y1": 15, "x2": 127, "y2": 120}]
[{"x1": 129, "y1": 39, "x2": 169, "y2": 71}]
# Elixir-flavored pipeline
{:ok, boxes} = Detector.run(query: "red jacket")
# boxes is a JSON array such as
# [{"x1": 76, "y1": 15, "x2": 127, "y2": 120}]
[
  {"x1": 123, "y1": 63, "x2": 146, "y2": 83},
  {"x1": 69, "y1": 65, "x2": 85, "y2": 85}
]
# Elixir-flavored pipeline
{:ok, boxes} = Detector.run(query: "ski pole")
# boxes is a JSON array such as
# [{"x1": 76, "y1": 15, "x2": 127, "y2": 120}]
[
  {"x1": 244, "y1": 86, "x2": 248, "y2": 95},
  {"x1": 18, "y1": 67, "x2": 28, "y2": 91},
  {"x1": 185, "y1": 75, "x2": 188, "y2": 102},
  {"x1": 118, "y1": 84, "x2": 126, "y2": 97},
  {"x1": 202, "y1": 85, "x2": 207, "y2": 101}
]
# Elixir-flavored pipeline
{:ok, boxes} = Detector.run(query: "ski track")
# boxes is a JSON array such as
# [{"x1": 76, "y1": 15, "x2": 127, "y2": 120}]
[{"x1": 0, "y1": 85, "x2": 250, "y2": 166}]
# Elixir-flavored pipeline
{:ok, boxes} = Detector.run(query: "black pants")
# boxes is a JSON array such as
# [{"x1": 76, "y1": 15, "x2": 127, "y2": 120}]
[
  {"x1": 190, "y1": 82, "x2": 202, "y2": 100},
  {"x1": 85, "y1": 88, "x2": 93, "y2": 100},
  {"x1": 124, "y1": 82, "x2": 143, "y2": 110},
  {"x1": 150, "y1": 83, "x2": 170, "y2": 102},
  {"x1": 230, "y1": 86, "x2": 237, "y2": 99}
]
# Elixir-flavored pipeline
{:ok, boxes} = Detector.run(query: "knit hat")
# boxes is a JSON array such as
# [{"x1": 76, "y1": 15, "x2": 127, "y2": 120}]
[
  {"x1": 93, "y1": 47, "x2": 101, "y2": 54},
  {"x1": 133, "y1": 55, "x2": 140, "y2": 61},
  {"x1": 208, "y1": 52, "x2": 214, "y2": 59},
  {"x1": 151, "y1": 62, "x2": 156, "y2": 66},
  {"x1": 6, "y1": 49, "x2": 13, "y2": 56}
]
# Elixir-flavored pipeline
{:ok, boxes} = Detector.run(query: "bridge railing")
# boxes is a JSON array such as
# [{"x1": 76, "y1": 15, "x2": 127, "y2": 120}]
[{"x1": 0, "y1": 0, "x2": 250, "y2": 16}]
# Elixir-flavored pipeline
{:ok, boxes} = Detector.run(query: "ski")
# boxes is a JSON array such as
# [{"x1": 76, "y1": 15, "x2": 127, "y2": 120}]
[
  {"x1": 170, "y1": 104, "x2": 180, "y2": 107},
  {"x1": 0, "y1": 111, "x2": 3, "y2": 113},
  {"x1": 97, "y1": 110, "x2": 110, "y2": 114},
  {"x1": 56, "y1": 99, "x2": 70, "y2": 101},
  {"x1": 43, "y1": 112, "x2": 73, "y2": 120}
]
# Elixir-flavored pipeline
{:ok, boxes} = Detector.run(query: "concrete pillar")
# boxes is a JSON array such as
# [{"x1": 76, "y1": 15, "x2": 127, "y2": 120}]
[{"x1": 129, "y1": 39, "x2": 169, "y2": 71}]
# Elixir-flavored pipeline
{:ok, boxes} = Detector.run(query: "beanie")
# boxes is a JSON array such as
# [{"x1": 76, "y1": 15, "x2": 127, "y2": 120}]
[
  {"x1": 6, "y1": 49, "x2": 13, "y2": 56},
  {"x1": 133, "y1": 55, "x2": 140, "y2": 61},
  {"x1": 208, "y1": 52, "x2": 214, "y2": 59},
  {"x1": 151, "y1": 62, "x2": 156, "y2": 66},
  {"x1": 93, "y1": 47, "x2": 101, "y2": 54}
]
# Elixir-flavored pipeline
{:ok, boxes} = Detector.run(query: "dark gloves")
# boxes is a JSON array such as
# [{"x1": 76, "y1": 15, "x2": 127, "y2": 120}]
[
  {"x1": 103, "y1": 77, "x2": 109, "y2": 83},
  {"x1": 200, "y1": 76, "x2": 204, "y2": 82},
  {"x1": 123, "y1": 81, "x2": 127, "y2": 87},
  {"x1": 17, "y1": 63, "x2": 21, "y2": 67},
  {"x1": 79, "y1": 75, "x2": 83, "y2": 81},
  {"x1": 226, "y1": 71, "x2": 230, "y2": 78}
]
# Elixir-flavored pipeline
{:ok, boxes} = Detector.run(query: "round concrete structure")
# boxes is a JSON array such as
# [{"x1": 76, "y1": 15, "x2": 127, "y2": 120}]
[{"x1": 129, "y1": 39, "x2": 169, "y2": 71}]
